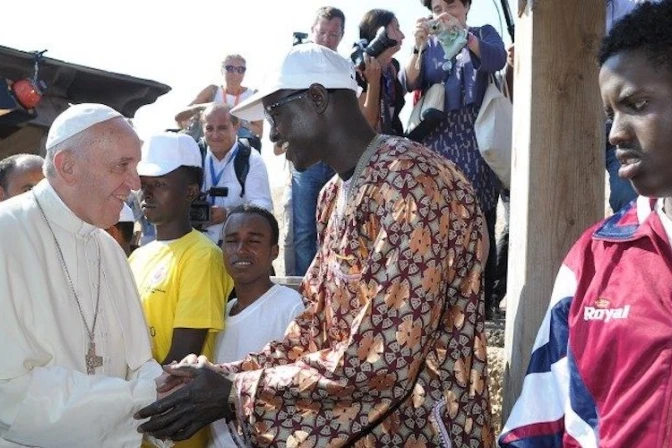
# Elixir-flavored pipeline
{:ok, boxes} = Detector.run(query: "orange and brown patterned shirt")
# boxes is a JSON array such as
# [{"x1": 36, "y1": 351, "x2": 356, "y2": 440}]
[{"x1": 222, "y1": 135, "x2": 493, "y2": 447}]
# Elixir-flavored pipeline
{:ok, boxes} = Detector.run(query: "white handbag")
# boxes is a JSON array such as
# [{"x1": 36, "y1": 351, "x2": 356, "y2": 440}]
[
  {"x1": 405, "y1": 82, "x2": 446, "y2": 142},
  {"x1": 475, "y1": 72, "x2": 513, "y2": 189}
]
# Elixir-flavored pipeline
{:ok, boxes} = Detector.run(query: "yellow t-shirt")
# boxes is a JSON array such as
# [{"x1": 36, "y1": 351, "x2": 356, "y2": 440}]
[
  {"x1": 130, "y1": 229, "x2": 232, "y2": 362},
  {"x1": 131, "y1": 230, "x2": 231, "y2": 448}
]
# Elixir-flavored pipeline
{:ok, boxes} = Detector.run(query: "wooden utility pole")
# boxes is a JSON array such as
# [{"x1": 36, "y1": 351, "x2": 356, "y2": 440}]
[{"x1": 502, "y1": 0, "x2": 605, "y2": 422}]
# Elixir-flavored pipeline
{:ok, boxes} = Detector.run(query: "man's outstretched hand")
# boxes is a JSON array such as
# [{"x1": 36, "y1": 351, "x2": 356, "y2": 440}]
[{"x1": 136, "y1": 364, "x2": 234, "y2": 441}]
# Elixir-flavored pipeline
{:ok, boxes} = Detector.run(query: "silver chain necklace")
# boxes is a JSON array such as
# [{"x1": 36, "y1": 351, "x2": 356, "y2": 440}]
[
  {"x1": 346, "y1": 133, "x2": 384, "y2": 200},
  {"x1": 33, "y1": 191, "x2": 103, "y2": 375}
]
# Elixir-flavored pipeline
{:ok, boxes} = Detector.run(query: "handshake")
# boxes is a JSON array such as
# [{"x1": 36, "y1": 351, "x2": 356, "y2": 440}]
[{"x1": 135, "y1": 355, "x2": 235, "y2": 443}]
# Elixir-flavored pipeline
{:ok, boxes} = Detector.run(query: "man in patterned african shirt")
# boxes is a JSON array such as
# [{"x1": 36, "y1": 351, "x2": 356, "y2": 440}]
[{"x1": 137, "y1": 43, "x2": 493, "y2": 448}]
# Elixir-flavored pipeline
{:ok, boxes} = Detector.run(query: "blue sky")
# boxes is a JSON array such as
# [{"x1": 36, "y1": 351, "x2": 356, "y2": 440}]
[{"x1": 5, "y1": 0, "x2": 513, "y2": 184}]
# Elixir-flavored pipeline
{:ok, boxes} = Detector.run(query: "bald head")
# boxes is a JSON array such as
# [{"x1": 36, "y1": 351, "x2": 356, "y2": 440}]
[
  {"x1": 0, "y1": 154, "x2": 44, "y2": 201},
  {"x1": 201, "y1": 103, "x2": 239, "y2": 126},
  {"x1": 200, "y1": 104, "x2": 240, "y2": 157}
]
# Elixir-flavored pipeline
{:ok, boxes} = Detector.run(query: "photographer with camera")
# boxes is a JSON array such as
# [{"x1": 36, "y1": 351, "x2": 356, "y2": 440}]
[
  {"x1": 281, "y1": 6, "x2": 347, "y2": 277},
  {"x1": 199, "y1": 103, "x2": 272, "y2": 245},
  {"x1": 353, "y1": 9, "x2": 407, "y2": 136},
  {"x1": 402, "y1": 0, "x2": 506, "y2": 318},
  {"x1": 129, "y1": 131, "x2": 232, "y2": 448}
]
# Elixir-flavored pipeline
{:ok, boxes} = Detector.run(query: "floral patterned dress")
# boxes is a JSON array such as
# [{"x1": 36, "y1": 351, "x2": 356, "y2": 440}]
[
  {"x1": 222, "y1": 136, "x2": 493, "y2": 447},
  {"x1": 403, "y1": 25, "x2": 507, "y2": 213}
]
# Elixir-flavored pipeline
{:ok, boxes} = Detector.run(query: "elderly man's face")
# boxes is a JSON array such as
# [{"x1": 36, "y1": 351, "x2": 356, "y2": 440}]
[
  {"x1": 0, "y1": 162, "x2": 43, "y2": 200},
  {"x1": 600, "y1": 50, "x2": 672, "y2": 198},
  {"x1": 71, "y1": 119, "x2": 141, "y2": 228}
]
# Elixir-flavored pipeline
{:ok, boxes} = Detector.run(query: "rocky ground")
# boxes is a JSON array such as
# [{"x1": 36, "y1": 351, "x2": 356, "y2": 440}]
[{"x1": 486, "y1": 319, "x2": 505, "y2": 435}]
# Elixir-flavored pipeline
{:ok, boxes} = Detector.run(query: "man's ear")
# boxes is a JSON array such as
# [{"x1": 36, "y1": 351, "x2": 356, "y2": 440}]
[
  {"x1": 307, "y1": 83, "x2": 330, "y2": 115},
  {"x1": 53, "y1": 150, "x2": 77, "y2": 185},
  {"x1": 270, "y1": 244, "x2": 279, "y2": 261}
]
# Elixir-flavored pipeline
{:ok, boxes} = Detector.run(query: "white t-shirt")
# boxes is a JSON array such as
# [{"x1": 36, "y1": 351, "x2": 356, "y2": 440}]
[{"x1": 209, "y1": 284, "x2": 305, "y2": 448}]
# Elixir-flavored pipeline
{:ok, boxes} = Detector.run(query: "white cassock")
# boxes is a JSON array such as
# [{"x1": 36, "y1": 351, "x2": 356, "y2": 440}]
[{"x1": 0, "y1": 180, "x2": 162, "y2": 447}]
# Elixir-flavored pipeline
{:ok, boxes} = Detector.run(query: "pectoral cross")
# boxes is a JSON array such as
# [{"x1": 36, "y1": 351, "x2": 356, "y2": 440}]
[{"x1": 86, "y1": 341, "x2": 103, "y2": 375}]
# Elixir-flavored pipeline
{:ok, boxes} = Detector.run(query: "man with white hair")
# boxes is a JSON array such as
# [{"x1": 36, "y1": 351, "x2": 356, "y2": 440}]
[{"x1": 0, "y1": 103, "x2": 166, "y2": 447}]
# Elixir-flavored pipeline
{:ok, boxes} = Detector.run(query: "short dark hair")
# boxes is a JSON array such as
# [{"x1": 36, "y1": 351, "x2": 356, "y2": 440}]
[
  {"x1": 599, "y1": 1, "x2": 672, "y2": 74},
  {"x1": 0, "y1": 153, "x2": 42, "y2": 190},
  {"x1": 421, "y1": 0, "x2": 471, "y2": 11},
  {"x1": 314, "y1": 6, "x2": 346, "y2": 32},
  {"x1": 359, "y1": 9, "x2": 396, "y2": 43},
  {"x1": 226, "y1": 205, "x2": 279, "y2": 246}
]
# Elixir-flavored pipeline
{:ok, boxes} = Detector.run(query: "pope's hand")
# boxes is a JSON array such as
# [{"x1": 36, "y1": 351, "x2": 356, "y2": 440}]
[
  {"x1": 155, "y1": 370, "x2": 188, "y2": 400},
  {"x1": 166, "y1": 354, "x2": 225, "y2": 374},
  {"x1": 135, "y1": 363, "x2": 234, "y2": 441},
  {"x1": 155, "y1": 355, "x2": 222, "y2": 398}
]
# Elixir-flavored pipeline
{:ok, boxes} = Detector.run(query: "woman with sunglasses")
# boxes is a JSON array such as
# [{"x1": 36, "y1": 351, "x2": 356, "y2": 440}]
[{"x1": 175, "y1": 54, "x2": 263, "y2": 148}]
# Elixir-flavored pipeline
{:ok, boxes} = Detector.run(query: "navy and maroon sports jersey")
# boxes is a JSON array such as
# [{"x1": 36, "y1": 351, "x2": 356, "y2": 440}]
[{"x1": 500, "y1": 197, "x2": 672, "y2": 447}]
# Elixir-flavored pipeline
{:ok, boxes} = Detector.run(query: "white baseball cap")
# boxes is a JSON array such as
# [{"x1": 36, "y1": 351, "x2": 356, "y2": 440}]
[
  {"x1": 137, "y1": 132, "x2": 202, "y2": 177},
  {"x1": 47, "y1": 103, "x2": 124, "y2": 149},
  {"x1": 118, "y1": 203, "x2": 135, "y2": 223},
  {"x1": 231, "y1": 43, "x2": 358, "y2": 122}
]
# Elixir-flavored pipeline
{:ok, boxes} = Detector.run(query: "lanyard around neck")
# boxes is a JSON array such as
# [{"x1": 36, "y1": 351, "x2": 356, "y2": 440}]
[{"x1": 207, "y1": 144, "x2": 239, "y2": 204}]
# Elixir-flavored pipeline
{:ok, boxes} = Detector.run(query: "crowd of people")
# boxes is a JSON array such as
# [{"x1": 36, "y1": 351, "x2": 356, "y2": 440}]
[
  {"x1": 0, "y1": 0, "x2": 670, "y2": 447},
  {"x1": 168, "y1": 2, "x2": 509, "y2": 318}
]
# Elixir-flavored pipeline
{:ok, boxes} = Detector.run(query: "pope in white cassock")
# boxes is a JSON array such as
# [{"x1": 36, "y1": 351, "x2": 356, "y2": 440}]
[{"x1": 0, "y1": 104, "x2": 165, "y2": 447}]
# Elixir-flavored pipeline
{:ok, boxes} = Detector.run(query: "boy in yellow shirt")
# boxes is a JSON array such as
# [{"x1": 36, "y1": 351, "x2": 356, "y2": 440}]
[{"x1": 130, "y1": 132, "x2": 232, "y2": 447}]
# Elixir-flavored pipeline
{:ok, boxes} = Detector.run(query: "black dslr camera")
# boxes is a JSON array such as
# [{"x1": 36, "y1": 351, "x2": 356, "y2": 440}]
[
  {"x1": 293, "y1": 32, "x2": 309, "y2": 46},
  {"x1": 350, "y1": 26, "x2": 398, "y2": 70},
  {"x1": 189, "y1": 187, "x2": 229, "y2": 229}
]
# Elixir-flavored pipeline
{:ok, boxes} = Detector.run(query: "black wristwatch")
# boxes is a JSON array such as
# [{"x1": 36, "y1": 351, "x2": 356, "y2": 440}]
[{"x1": 412, "y1": 46, "x2": 423, "y2": 55}]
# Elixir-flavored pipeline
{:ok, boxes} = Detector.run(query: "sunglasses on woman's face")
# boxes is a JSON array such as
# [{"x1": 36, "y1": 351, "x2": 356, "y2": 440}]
[{"x1": 223, "y1": 65, "x2": 246, "y2": 74}]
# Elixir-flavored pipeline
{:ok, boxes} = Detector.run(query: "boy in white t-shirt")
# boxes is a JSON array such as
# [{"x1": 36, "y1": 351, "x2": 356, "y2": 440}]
[{"x1": 210, "y1": 205, "x2": 304, "y2": 448}]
